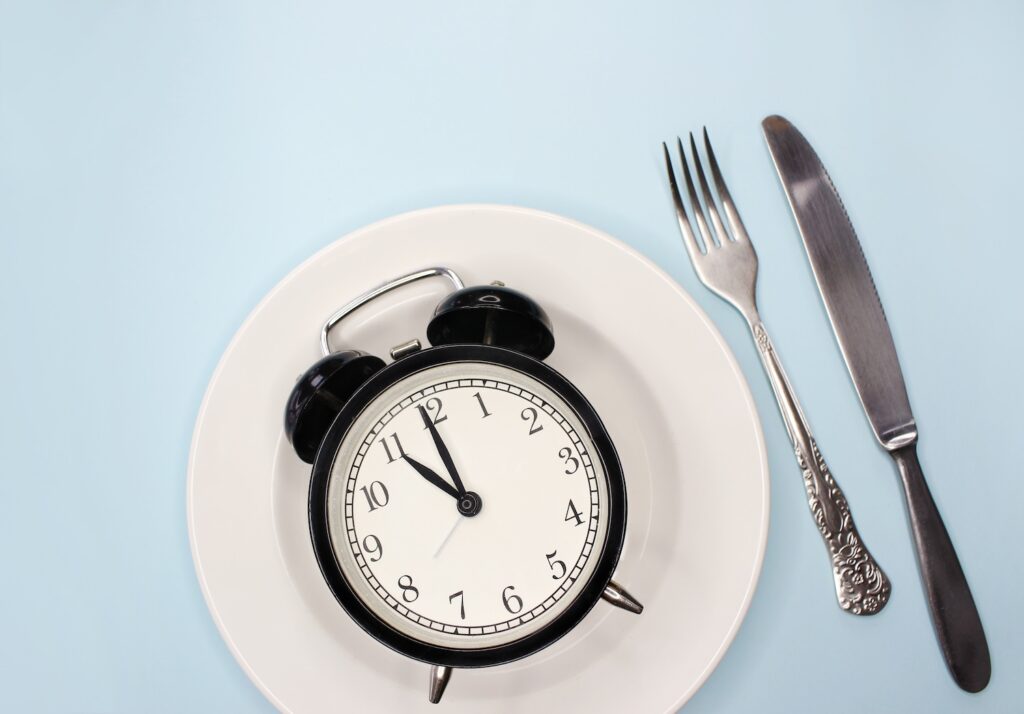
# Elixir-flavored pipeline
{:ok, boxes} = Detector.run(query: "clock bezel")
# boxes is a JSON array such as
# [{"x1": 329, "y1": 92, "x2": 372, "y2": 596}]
[{"x1": 308, "y1": 344, "x2": 628, "y2": 668}]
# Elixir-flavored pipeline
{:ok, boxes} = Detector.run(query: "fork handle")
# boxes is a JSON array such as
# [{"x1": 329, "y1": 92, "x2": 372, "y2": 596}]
[{"x1": 749, "y1": 320, "x2": 891, "y2": 614}]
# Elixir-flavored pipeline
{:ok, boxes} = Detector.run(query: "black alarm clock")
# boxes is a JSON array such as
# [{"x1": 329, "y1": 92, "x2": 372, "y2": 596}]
[{"x1": 284, "y1": 267, "x2": 642, "y2": 703}]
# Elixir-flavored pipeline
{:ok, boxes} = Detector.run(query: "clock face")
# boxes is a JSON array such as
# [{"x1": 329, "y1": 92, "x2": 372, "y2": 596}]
[{"x1": 323, "y1": 360, "x2": 611, "y2": 651}]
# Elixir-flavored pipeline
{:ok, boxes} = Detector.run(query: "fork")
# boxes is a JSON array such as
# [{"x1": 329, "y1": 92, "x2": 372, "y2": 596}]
[{"x1": 663, "y1": 130, "x2": 891, "y2": 615}]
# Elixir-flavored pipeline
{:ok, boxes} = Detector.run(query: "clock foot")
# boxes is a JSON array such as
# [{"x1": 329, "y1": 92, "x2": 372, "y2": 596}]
[
  {"x1": 601, "y1": 580, "x2": 643, "y2": 614},
  {"x1": 428, "y1": 664, "x2": 452, "y2": 704}
]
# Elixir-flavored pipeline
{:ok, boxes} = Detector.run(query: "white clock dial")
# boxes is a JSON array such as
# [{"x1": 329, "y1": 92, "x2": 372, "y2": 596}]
[{"x1": 325, "y1": 361, "x2": 609, "y2": 649}]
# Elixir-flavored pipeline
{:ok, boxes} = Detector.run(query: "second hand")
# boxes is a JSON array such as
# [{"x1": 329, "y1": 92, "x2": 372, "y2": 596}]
[{"x1": 433, "y1": 517, "x2": 463, "y2": 559}]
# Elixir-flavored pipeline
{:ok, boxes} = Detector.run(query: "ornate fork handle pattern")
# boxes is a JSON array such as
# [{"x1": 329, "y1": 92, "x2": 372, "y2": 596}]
[
  {"x1": 753, "y1": 323, "x2": 891, "y2": 614},
  {"x1": 796, "y1": 439, "x2": 890, "y2": 613}
]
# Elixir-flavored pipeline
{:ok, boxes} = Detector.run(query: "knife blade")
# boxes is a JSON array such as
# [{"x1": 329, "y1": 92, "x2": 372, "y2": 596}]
[
  {"x1": 762, "y1": 114, "x2": 991, "y2": 693},
  {"x1": 762, "y1": 118, "x2": 915, "y2": 450}
]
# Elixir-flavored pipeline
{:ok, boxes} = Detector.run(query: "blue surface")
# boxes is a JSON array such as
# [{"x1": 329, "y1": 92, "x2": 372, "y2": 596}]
[{"x1": 2, "y1": 1, "x2": 1022, "y2": 712}]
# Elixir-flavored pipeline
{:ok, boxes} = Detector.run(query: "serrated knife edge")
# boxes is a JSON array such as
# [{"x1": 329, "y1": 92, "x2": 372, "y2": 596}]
[{"x1": 761, "y1": 114, "x2": 916, "y2": 449}]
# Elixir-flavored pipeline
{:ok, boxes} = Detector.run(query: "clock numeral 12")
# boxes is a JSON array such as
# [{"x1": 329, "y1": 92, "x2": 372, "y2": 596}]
[
  {"x1": 379, "y1": 433, "x2": 406, "y2": 463},
  {"x1": 449, "y1": 590, "x2": 466, "y2": 620},
  {"x1": 360, "y1": 481, "x2": 390, "y2": 512},
  {"x1": 420, "y1": 397, "x2": 447, "y2": 428}
]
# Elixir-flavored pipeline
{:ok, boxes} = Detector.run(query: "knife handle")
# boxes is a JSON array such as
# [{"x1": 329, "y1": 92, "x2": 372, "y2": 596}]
[
  {"x1": 750, "y1": 322, "x2": 891, "y2": 614},
  {"x1": 892, "y1": 444, "x2": 991, "y2": 692}
]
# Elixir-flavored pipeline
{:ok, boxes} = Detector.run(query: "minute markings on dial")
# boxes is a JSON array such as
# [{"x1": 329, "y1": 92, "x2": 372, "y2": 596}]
[{"x1": 343, "y1": 377, "x2": 601, "y2": 636}]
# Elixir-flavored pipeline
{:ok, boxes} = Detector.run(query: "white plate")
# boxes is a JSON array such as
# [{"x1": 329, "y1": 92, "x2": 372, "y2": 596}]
[{"x1": 187, "y1": 205, "x2": 769, "y2": 714}]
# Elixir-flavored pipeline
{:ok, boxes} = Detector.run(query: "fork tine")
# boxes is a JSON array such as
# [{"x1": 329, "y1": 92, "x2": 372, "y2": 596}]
[
  {"x1": 702, "y1": 127, "x2": 750, "y2": 243},
  {"x1": 662, "y1": 142, "x2": 703, "y2": 259},
  {"x1": 689, "y1": 133, "x2": 732, "y2": 244},
  {"x1": 676, "y1": 137, "x2": 715, "y2": 251}
]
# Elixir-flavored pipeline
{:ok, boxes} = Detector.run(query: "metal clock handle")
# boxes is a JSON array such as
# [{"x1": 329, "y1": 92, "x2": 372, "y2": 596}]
[{"x1": 320, "y1": 266, "x2": 464, "y2": 356}]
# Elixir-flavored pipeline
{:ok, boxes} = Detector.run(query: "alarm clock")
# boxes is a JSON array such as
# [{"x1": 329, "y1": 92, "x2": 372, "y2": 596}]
[{"x1": 284, "y1": 267, "x2": 642, "y2": 704}]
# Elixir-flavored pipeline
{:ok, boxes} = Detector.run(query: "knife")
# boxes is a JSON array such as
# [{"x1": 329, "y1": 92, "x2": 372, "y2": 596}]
[{"x1": 761, "y1": 115, "x2": 990, "y2": 693}]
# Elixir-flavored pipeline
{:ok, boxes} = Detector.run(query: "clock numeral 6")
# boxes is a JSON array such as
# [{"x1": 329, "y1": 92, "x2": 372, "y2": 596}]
[
  {"x1": 449, "y1": 590, "x2": 466, "y2": 620},
  {"x1": 502, "y1": 585, "x2": 523, "y2": 614},
  {"x1": 360, "y1": 481, "x2": 390, "y2": 512},
  {"x1": 558, "y1": 446, "x2": 580, "y2": 475},
  {"x1": 397, "y1": 575, "x2": 419, "y2": 603},
  {"x1": 546, "y1": 550, "x2": 567, "y2": 580},
  {"x1": 521, "y1": 407, "x2": 544, "y2": 435},
  {"x1": 420, "y1": 397, "x2": 447, "y2": 428},
  {"x1": 565, "y1": 499, "x2": 584, "y2": 527},
  {"x1": 361, "y1": 534, "x2": 383, "y2": 562}
]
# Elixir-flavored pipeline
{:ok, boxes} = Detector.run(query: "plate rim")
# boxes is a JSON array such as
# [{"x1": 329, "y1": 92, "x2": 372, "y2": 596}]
[{"x1": 186, "y1": 202, "x2": 770, "y2": 713}]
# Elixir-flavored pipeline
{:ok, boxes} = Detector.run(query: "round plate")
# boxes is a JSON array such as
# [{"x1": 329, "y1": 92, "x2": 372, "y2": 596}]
[{"x1": 188, "y1": 205, "x2": 769, "y2": 713}]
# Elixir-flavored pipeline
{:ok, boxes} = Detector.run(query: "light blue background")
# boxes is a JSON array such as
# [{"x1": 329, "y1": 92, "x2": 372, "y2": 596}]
[{"x1": 2, "y1": 1, "x2": 1021, "y2": 712}]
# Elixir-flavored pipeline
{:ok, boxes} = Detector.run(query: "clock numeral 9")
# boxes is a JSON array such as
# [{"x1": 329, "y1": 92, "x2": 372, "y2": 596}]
[
  {"x1": 521, "y1": 407, "x2": 544, "y2": 435},
  {"x1": 361, "y1": 534, "x2": 383, "y2": 562},
  {"x1": 502, "y1": 585, "x2": 523, "y2": 614},
  {"x1": 397, "y1": 575, "x2": 419, "y2": 603},
  {"x1": 558, "y1": 446, "x2": 580, "y2": 475},
  {"x1": 420, "y1": 397, "x2": 447, "y2": 428},
  {"x1": 565, "y1": 499, "x2": 584, "y2": 526},
  {"x1": 546, "y1": 550, "x2": 567, "y2": 580},
  {"x1": 360, "y1": 481, "x2": 390, "y2": 512},
  {"x1": 449, "y1": 590, "x2": 466, "y2": 620}
]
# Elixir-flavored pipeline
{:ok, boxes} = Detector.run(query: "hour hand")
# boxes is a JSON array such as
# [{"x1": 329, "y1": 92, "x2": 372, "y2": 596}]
[{"x1": 402, "y1": 454, "x2": 460, "y2": 499}]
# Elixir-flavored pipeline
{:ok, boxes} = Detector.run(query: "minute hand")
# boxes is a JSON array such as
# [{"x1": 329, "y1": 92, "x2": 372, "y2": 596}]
[{"x1": 418, "y1": 405, "x2": 466, "y2": 495}]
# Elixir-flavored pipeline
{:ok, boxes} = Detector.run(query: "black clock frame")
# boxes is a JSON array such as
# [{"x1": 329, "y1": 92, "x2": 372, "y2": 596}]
[{"x1": 307, "y1": 343, "x2": 628, "y2": 668}]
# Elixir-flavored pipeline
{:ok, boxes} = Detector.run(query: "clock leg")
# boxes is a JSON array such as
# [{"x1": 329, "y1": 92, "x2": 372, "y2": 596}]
[
  {"x1": 428, "y1": 664, "x2": 452, "y2": 704},
  {"x1": 601, "y1": 580, "x2": 644, "y2": 614}
]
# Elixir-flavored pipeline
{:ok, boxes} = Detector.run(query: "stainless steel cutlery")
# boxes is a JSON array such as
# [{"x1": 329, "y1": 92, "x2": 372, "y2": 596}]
[
  {"x1": 762, "y1": 115, "x2": 990, "y2": 692},
  {"x1": 662, "y1": 131, "x2": 891, "y2": 616}
]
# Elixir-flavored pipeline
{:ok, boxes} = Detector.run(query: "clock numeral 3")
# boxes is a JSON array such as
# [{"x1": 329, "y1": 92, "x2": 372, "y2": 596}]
[
  {"x1": 361, "y1": 534, "x2": 383, "y2": 562},
  {"x1": 558, "y1": 446, "x2": 580, "y2": 475},
  {"x1": 397, "y1": 575, "x2": 419, "y2": 603},
  {"x1": 379, "y1": 433, "x2": 406, "y2": 463},
  {"x1": 502, "y1": 585, "x2": 523, "y2": 614},
  {"x1": 521, "y1": 407, "x2": 544, "y2": 435},
  {"x1": 449, "y1": 590, "x2": 466, "y2": 620},
  {"x1": 473, "y1": 392, "x2": 492, "y2": 418},
  {"x1": 565, "y1": 498, "x2": 584, "y2": 526},
  {"x1": 420, "y1": 397, "x2": 447, "y2": 427},
  {"x1": 360, "y1": 481, "x2": 390, "y2": 512},
  {"x1": 546, "y1": 550, "x2": 567, "y2": 580}
]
